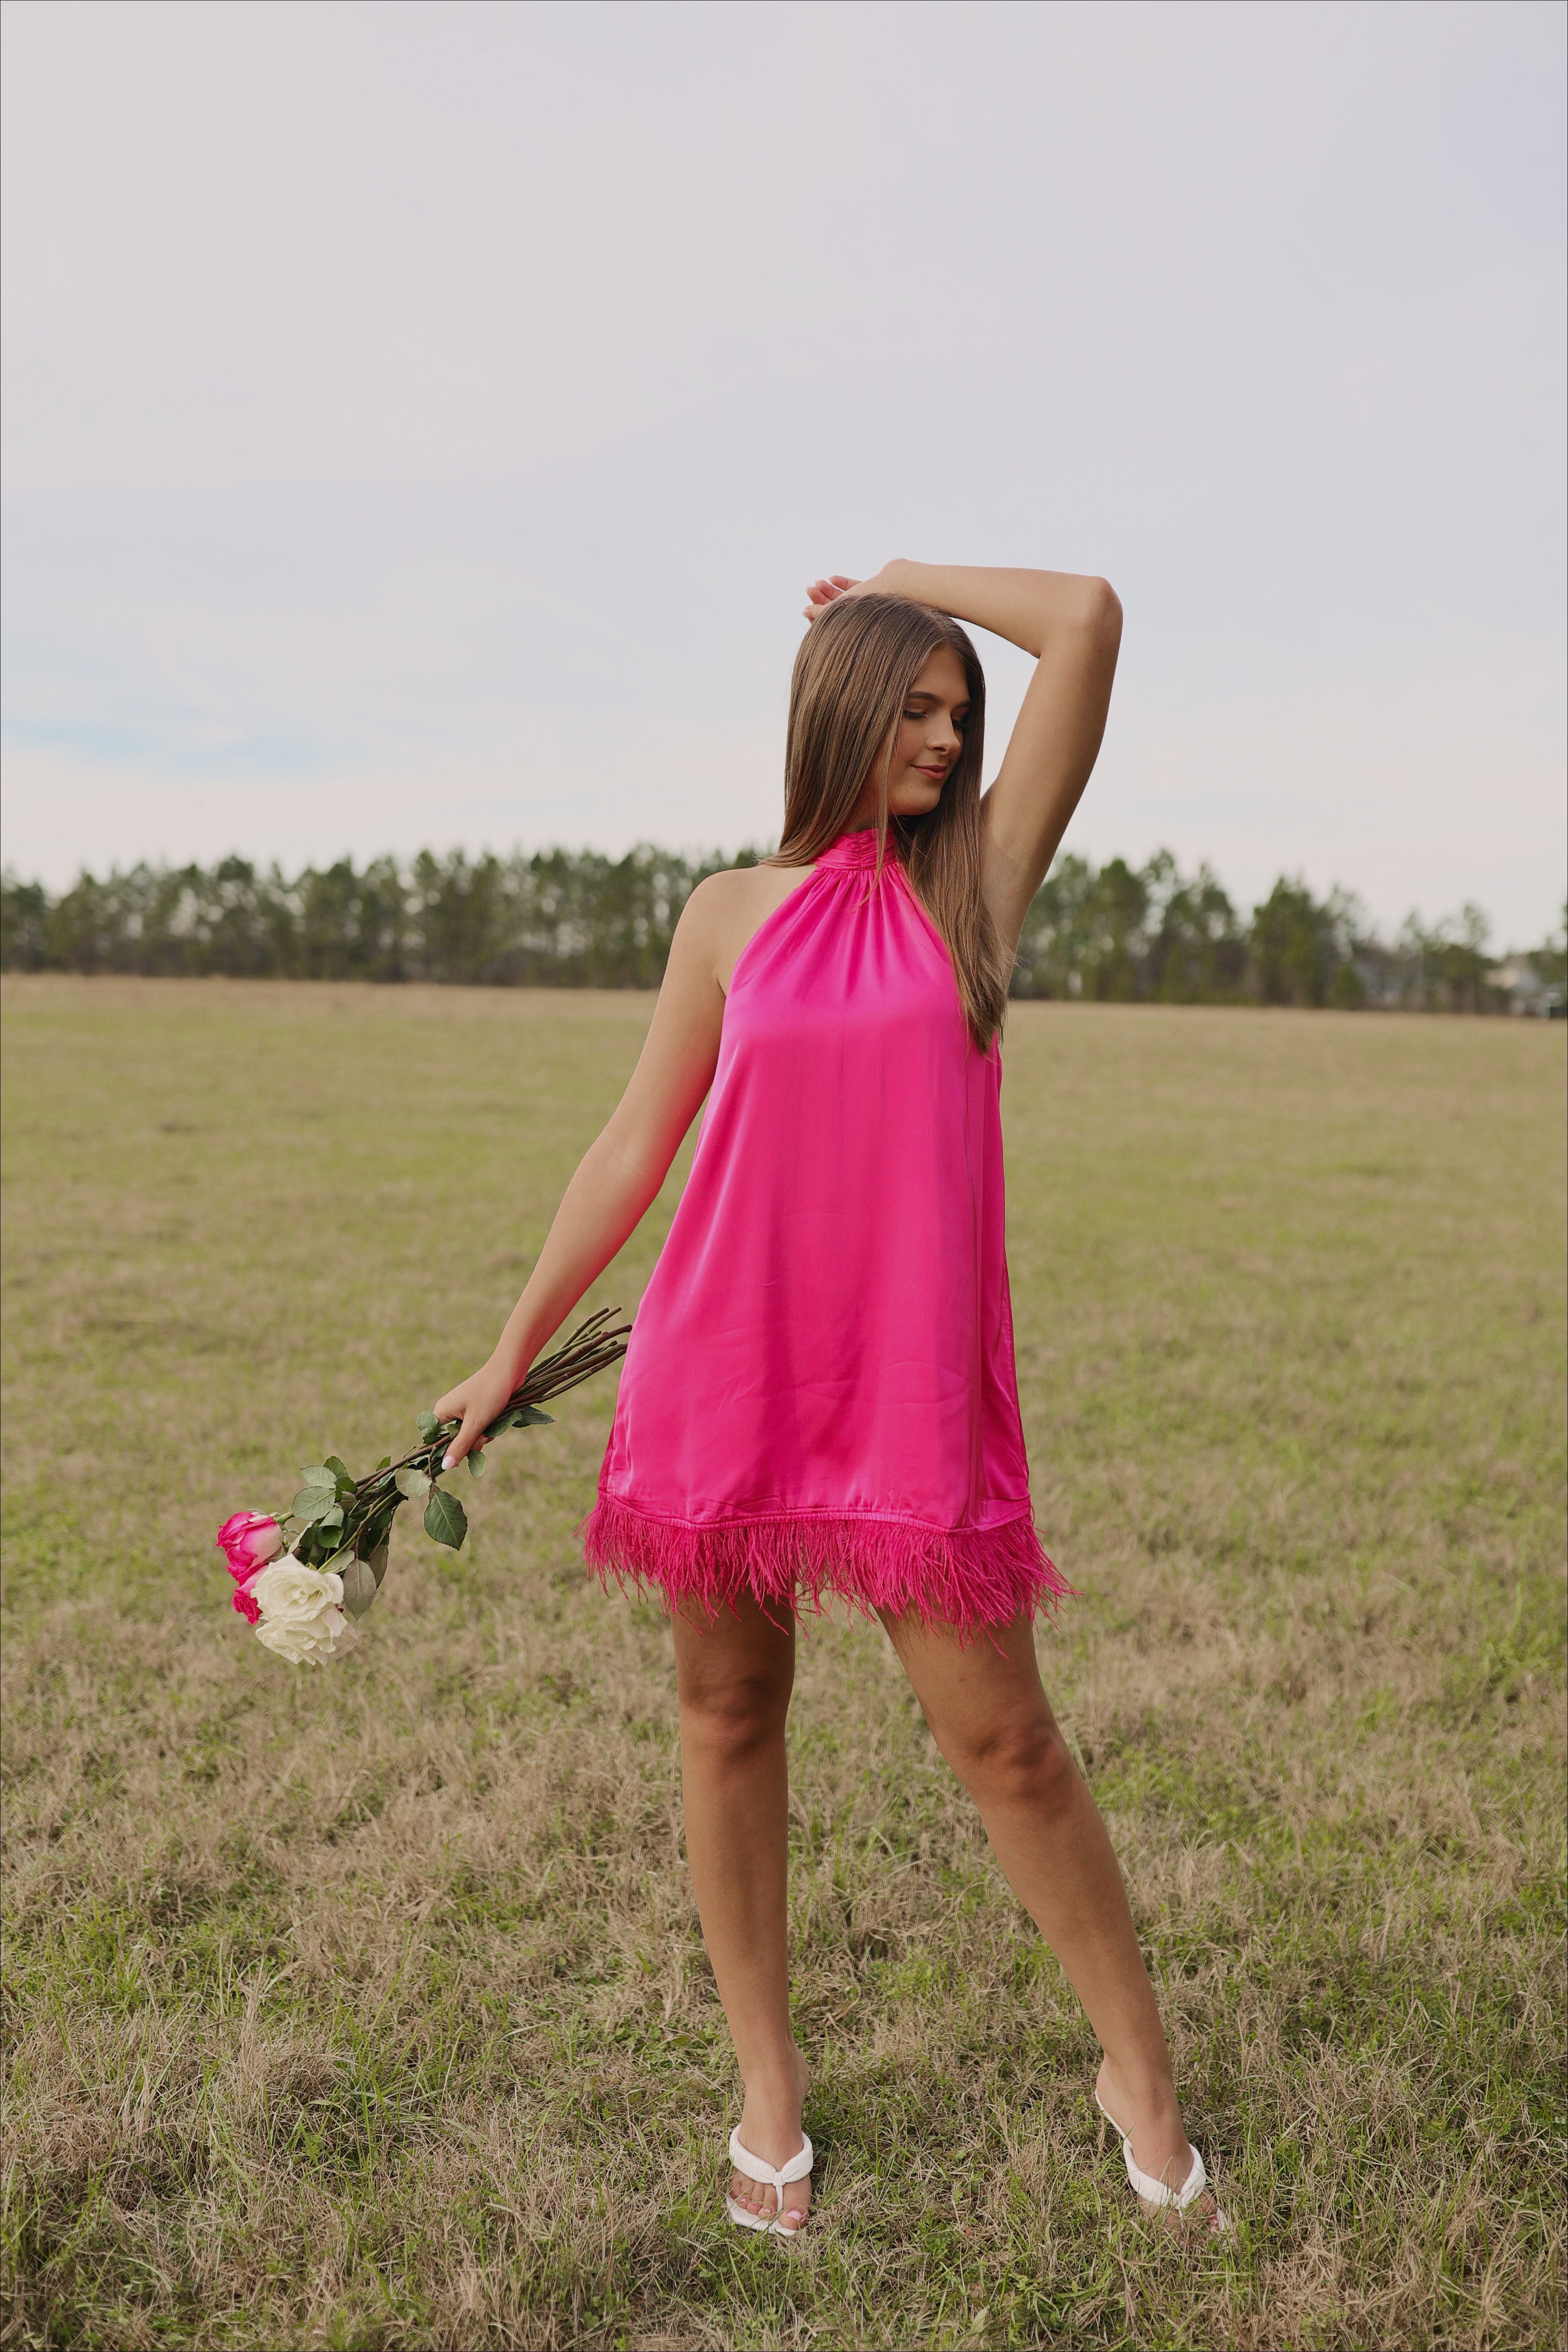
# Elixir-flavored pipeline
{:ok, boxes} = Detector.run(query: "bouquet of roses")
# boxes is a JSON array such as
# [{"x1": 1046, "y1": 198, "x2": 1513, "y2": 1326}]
[{"x1": 215, "y1": 1309, "x2": 630, "y2": 1666}]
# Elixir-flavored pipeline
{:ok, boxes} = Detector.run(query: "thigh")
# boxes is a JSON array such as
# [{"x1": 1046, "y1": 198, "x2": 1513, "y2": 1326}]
[
  {"x1": 878, "y1": 1605, "x2": 1057, "y2": 1751},
  {"x1": 671, "y1": 1589, "x2": 797, "y2": 1711}
]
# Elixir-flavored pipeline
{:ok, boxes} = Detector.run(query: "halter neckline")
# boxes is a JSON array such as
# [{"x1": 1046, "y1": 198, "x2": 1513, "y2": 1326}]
[{"x1": 815, "y1": 828, "x2": 894, "y2": 871}]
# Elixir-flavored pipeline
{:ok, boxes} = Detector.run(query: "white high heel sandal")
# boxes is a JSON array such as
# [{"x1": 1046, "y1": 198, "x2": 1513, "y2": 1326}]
[
  {"x1": 1094, "y1": 2092, "x2": 1230, "y2": 2232},
  {"x1": 725, "y1": 2125, "x2": 814, "y2": 2237}
]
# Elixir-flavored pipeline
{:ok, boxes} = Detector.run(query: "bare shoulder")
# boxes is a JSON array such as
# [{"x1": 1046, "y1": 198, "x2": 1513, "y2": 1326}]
[
  {"x1": 681, "y1": 863, "x2": 818, "y2": 993},
  {"x1": 683, "y1": 866, "x2": 771, "y2": 921},
  {"x1": 675, "y1": 867, "x2": 763, "y2": 952}
]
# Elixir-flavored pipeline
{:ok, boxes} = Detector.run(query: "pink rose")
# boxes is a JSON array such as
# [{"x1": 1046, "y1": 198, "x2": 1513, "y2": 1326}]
[
  {"x1": 232, "y1": 1576, "x2": 263, "y2": 1625},
  {"x1": 217, "y1": 1513, "x2": 285, "y2": 1580}
]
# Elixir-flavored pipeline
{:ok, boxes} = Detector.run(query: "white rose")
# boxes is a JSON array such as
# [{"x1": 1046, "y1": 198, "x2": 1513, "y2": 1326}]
[
  {"x1": 255, "y1": 1605, "x2": 355, "y2": 1666},
  {"x1": 249, "y1": 1556, "x2": 355, "y2": 1667},
  {"x1": 249, "y1": 1555, "x2": 343, "y2": 1621}
]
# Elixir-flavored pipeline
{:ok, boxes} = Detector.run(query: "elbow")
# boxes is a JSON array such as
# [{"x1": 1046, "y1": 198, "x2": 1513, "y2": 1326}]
[
  {"x1": 1083, "y1": 576, "x2": 1122, "y2": 641},
  {"x1": 594, "y1": 1111, "x2": 668, "y2": 1197},
  {"x1": 597, "y1": 1098, "x2": 692, "y2": 1213},
  {"x1": 1038, "y1": 575, "x2": 1120, "y2": 658}
]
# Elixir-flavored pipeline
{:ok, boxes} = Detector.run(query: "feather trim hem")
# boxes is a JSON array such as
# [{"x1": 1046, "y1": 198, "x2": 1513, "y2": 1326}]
[{"x1": 578, "y1": 1491, "x2": 1074, "y2": 1632}]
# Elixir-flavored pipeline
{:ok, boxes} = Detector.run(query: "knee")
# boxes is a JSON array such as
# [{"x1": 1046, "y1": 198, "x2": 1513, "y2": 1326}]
[
  {"x1": 942, "y1": 1713, "x2": 1078, "y2": 1815},
  {"x1": 679, "y1": 1669, "x2": 790, "y2": 1762}
]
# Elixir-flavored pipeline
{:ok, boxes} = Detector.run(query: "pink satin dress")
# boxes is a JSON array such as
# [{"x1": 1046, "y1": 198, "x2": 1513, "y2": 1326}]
[{"x1": 579, "y1": 827, "x2": 1067, "y2": 1629}]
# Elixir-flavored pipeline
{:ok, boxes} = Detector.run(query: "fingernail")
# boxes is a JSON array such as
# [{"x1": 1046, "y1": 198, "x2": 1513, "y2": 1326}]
[{"x1": 441, "y1": 1451, "x2": 456, "y2": 1471}]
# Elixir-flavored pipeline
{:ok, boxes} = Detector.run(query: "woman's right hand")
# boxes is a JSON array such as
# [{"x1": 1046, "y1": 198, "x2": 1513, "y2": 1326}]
[
  {"x1": 433, "y1": 1355, "x2": 521, "y2": 1470},
  {"x1": 802, "y1": 573, "x2": 862, "y2": 621}
]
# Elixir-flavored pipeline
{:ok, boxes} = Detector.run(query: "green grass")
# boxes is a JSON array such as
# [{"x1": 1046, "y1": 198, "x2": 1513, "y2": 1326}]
[{"x1": 2, "y1": 976, "x2": 1563, "y2": 2351}]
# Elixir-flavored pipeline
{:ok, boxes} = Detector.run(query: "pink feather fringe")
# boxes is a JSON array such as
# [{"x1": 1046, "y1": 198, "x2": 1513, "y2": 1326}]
[{"x1": 578, "y1": 1490, "x2": 1074, "y2": 1633}]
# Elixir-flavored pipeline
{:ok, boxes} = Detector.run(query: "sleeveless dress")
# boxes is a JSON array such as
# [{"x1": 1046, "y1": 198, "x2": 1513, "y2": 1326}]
[{"x1": 579, "y1": 828, "x2": 1068, "y2": 1631}]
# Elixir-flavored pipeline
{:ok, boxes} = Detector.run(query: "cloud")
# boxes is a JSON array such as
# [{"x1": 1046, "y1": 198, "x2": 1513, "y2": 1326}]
[{"x1": 3, "y1": 0, "x2": 1563, "y2": 936}]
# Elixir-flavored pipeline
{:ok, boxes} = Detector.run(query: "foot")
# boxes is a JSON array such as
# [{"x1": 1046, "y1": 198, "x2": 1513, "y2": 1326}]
[
  {"x1": 729, "y1": 2046, "x2": 812, "y2": 2233},
  {"x1": 1095, "y1": 2055, "x2": 1225, "y2": 2234}
]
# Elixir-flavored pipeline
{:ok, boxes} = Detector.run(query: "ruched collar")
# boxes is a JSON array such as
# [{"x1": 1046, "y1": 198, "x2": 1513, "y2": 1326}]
[{"x1": 815, "y1": 828, "x2": 894, "y2": 871}]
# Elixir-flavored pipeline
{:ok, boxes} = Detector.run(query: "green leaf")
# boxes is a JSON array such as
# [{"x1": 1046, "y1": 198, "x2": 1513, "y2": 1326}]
[
  {"x1": 466, "y1": 1448, "x2": 487, "y2": 1479},
  {"x1": 484, "y1": 1403, "x2": 554, "y2": 1438},
  {"x1": 324, "y1": 1456, "x2": 352, "y2": 1482},
  {"x1": 423, "y1": 1486, "x2": 468, "y2": 1550},
  {"x1": 374, "y1": 1456, "x2": 392, "y2": 1473},
  {"x1": 299, "y1": 1465, "x2": 337, "y2": 1489},
  {"x1": 292, "y1": 1486, "x2": 340, "y2": 1524},
  {"x1": 395, "y1": 1465, "x2": 431, "y2": 1501},
  {"x1": 338, "y1": 1556, "x2": 379, "y2": 1618},
  {"x1": 351, "y1": 1513, "x2": 394, "y2": 1586},
  {"x1": 322, "y1": 1540, "x2": 386, "y2": 1623},
  {"x1": 295, "y1": 1522, "x2": 345, "y2": 1568},
  {"x1": 416, "y1": 1412, "x2": 440, "y2": 1441}
]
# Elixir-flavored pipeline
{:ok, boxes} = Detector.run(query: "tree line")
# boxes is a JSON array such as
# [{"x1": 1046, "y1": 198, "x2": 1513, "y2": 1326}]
[{"x1": 2, "y1": 846, "x2": 1563, "y2": 1012}]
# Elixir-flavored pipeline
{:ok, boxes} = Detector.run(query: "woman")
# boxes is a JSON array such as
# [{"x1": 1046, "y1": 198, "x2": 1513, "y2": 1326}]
[{"x1": 436, "y1": 561, "x2": 1224, "y2": 2238}]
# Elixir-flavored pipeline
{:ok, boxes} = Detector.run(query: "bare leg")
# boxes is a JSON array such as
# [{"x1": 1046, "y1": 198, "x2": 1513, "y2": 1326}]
[
  {"x1": 671, "y1": 1592, "x2": 811, "y2": 2230},
  {"x1": 882, "y1": 1605, "x2": 1221, "y2": 2227}
]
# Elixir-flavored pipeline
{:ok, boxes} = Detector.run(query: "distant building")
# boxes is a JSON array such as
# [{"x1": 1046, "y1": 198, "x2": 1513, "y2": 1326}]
[{"x1": 1493, "y1": 959, "x2": 1565, "y2": 1017}]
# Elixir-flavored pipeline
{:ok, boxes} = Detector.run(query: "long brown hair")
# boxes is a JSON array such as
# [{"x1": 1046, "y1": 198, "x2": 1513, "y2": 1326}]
[{"x1": 775, "y1": 592, "x2": 1011, "y2": 1052}]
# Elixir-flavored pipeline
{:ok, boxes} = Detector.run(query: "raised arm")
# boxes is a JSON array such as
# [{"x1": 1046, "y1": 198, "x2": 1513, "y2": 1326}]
[
  {"x1": 433, "y1": 891, "x2": 729, "y2": 1465},
  {"x1": 806, "y1": 560, "x2": 1122, "y2": 953}
]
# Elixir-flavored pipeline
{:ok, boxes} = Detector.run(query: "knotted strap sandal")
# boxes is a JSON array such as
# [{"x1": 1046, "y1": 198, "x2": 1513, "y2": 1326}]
[
  {"x1": 725, "y1": 2125, "x2": 814, "y2": 2237},
  {"x1": 1094, "y1": 2092, "x2": 1229, "y2": 2232}
]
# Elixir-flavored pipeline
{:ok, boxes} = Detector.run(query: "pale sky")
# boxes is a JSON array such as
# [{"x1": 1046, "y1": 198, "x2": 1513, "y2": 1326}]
[{"x1": 2, "y1": 0, "x2": 1564, "y2": 944}]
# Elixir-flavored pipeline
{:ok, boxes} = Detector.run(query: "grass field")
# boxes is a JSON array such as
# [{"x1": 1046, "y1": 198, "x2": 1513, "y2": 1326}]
[{"x1": 1, "y1": 976, "x2": 1563, "y2": 2352}]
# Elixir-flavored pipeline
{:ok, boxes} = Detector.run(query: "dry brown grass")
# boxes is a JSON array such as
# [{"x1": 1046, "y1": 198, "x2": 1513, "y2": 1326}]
[{"x1": 2, "y1": 977, "x2": 1563, "y2": 2350}]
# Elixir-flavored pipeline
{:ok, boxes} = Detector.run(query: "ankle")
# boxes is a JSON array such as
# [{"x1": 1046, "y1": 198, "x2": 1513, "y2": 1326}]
[
  {"x1": 1098, "y1": 2052, "x2": 1177, "y2": 2126},
  {"x1": 740, "y1": 2044, "x2": 807, "y2": 2112}
]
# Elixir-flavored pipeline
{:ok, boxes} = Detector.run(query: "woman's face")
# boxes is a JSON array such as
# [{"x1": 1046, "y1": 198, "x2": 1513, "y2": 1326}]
[{"x1": 859, "y1": 643, "x2": 970, "y2": 822}]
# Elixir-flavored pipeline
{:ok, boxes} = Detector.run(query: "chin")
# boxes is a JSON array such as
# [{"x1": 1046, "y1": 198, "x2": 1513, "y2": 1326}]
[{"x1": 890, "y1": 785, "x2": 946, "y2": 819}]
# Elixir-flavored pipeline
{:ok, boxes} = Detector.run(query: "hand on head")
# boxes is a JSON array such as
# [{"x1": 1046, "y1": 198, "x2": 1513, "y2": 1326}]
[{"x1": 802, "y1": 574, "x2": 861, "y2": 622}]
